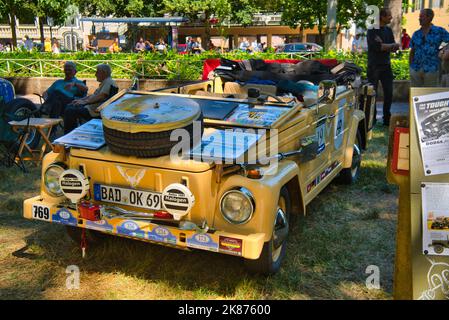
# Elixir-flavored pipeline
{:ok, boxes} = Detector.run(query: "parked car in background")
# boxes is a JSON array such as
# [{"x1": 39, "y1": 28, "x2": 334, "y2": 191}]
[{"x1": 276, "y1": 42, "x2": 323, "y2": 54}]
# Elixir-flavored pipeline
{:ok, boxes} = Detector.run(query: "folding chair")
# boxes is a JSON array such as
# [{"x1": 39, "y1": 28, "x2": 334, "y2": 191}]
[{"x1": 0, "y1": 107, "x2": 34, "y2": 172}]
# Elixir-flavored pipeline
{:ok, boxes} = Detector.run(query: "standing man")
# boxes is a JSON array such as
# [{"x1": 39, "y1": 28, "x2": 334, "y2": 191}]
[
  {"x1": 409, "y1": 9, "x2": 449, "y2": 87},
  {"x1": 367, "y1": 8, "x2": 400, "y2": 126}
]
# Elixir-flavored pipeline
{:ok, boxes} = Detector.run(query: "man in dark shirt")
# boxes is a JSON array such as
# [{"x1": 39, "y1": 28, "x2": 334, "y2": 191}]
[{"x1": 367, "y1": 8, "x2": 400, "y2": 126}]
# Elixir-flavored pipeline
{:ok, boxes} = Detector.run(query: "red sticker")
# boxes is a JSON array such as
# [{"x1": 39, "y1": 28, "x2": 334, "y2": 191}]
[{"x1": 219, "y1": 236, "x2": 243, "y2": 256}]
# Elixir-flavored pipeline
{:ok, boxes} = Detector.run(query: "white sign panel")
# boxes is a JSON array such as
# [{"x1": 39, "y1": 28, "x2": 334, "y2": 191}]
[{"x1": 413, "y1": 91, "x2": 449, "y2": 176}]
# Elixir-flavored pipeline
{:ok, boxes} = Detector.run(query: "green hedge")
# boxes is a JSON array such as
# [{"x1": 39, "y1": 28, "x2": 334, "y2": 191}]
[{"x1": 0, "y1": 49, "x2": 410, "y2": 81}]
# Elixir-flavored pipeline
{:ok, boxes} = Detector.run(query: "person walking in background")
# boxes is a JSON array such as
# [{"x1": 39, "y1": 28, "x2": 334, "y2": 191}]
[
  {"x1": 144, "y1": 40, "x2": 154, "y2": 52},
  {"x1": 24, "y1": 35, "x2": 34, "y2": 51},
  {"x1": 439, "y1": 43, "x2": 449, "y2": 87},
  {"x1": 86, "y1": 35, "x2": 98, "y2": 53},
  {"x1": 367, "y1": 8, "x2": 400, "y2": 126},
  {"x1": 135, "y1": 37, "x2": 146, "y2": 52},
  {"x1": 401, "y1": 29, "x2": 411, "y2": 49},
  {"x1": 44, "y1": 38, "x2": 51, "y2": 52},
  {"x1": 109, "y1": 38, "x2": 121, "y2": 53},
  {"x1": 239, "y1": 38, "x2": 250, "y2": 52},
  {"x1": 52, "y1": 38, "x2": 60, "y2": 54},
  {"x1": 409, "y1": 9, "x2": 449, "y2": 87},
  {"x1": 155, "y1": 38, "x2": 167, "y2": 53}
]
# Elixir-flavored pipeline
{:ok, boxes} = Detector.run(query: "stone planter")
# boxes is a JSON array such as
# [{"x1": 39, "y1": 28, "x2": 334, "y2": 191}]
[{"x1": 6, "y1": 77, "x2": 189, "y2": 95}]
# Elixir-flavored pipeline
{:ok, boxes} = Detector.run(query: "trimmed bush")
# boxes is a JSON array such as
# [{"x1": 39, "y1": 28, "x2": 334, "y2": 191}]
[{"x1": 0, "y1": 49, "x2": 410, "y2": 80}]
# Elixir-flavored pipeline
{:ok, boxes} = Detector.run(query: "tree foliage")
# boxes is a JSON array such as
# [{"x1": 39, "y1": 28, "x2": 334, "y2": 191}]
[
  {"x1": 74, "y1": 0, "x2": 165, "y2": 17},
  {"x1": 281, "y1": 0, "x2": 384, "y2": 38}
]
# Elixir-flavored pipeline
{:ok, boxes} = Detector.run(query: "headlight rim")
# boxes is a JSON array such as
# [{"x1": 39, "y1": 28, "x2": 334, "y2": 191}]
[
  {"x1": 219, "y1": 187, "x2": 255, "y2": 225},
  {"x1": 44, "y1": 162, "x2": 66, "y2": 197}
]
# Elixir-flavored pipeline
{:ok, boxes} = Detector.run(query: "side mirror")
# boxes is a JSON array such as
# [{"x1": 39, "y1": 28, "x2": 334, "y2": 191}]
[{"x1": 318, "y1": 80, "x2": 337, "y2": 104}]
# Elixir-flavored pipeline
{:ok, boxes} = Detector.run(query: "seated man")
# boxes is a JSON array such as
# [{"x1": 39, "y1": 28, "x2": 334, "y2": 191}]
[
  {"x1": 41, "y1": 61, "x2": 88, "y2": 118},
  {"x1": 63, "y1": 64, "x2": 117, "y2": 134}
]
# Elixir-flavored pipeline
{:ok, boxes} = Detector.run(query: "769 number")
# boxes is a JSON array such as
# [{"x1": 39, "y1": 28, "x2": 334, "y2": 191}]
[{"x1": 33, "y1": 205, "x2": 50, "y2": 221}]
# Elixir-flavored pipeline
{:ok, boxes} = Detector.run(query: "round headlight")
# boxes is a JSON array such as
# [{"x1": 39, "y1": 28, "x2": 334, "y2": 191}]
[
  {"x1": 220, "y1": 188, "x2": 255, "y2": 224},
  {"x1": 44, "y1": 163, "x2": 65, "y2": 197}
]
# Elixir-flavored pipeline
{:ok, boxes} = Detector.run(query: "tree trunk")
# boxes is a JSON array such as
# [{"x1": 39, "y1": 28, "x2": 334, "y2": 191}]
[
  {"x1": 10, "y1": 9, "x2": 17, "y2": 49},
  {"x1": 39, "y1": 17, "x2": 45, "y2": 51},
  {"x1": 204, "y1": 10, "x2": 211, "y2": 50},
  {"x1": 384, "y1": 0, "x2": 402, "y2": 42}
]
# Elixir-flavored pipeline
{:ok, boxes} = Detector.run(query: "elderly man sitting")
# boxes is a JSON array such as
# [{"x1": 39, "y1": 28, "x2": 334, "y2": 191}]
[
  {"x1": 63, "y1": 64, "x2": 117, "y2": 134},
  {"x1": 41, "y1": 61, "x2": 88, "y2": 118}
]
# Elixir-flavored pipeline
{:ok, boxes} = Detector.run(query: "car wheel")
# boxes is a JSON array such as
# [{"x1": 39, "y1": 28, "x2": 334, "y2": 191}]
[
  {"x1": 4, "y1": 98, "x2": 41, "y2": 149},
  {"x1": 244, "y1": 186, "x2": 291, "y2": 275},
  {"x1": 337, "y1": 132, "x2": 362, "y2": 185}
]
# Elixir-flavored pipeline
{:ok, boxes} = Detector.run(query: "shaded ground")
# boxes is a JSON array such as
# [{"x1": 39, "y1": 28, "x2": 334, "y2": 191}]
[{"x1": 0, "y1": 125, "x2": 397, "y2": 300}]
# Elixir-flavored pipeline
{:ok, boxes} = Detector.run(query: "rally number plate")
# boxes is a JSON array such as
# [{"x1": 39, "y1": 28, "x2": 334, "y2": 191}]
[
  {"x1": 32, "y1": 204, "x2": 51, "y2": 221},
  {"x1": 94, "y1": 184, "x2": 162, "y2": 210}
]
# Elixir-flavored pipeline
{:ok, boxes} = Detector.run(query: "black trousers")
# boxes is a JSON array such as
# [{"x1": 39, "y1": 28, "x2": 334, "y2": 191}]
[
  {"x1": 63, "y1": 104, "x2": 93, "y2": 134},
  {"x1": 42, "y1": 91, "x2": 74, "y2": 118},
  {"x1": 367, "y1": 64, "x2": 393, "y2": 124}
]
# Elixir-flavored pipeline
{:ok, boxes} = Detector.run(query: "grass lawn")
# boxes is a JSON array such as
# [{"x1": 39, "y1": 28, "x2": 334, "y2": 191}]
[{"x1": 0, "y1": 124, "x2": 398, "y2": 300}]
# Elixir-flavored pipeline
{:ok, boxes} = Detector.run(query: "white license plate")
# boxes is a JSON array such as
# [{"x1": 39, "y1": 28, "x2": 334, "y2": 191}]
[{"x1": 94, "y1": 184, "x2": 162, "y2": 210}]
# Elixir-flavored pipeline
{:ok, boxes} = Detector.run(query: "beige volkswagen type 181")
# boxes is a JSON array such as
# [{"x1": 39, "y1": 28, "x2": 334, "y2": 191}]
[{"x1": 23, "y1": 60, "x2": 375, "y2": 274}]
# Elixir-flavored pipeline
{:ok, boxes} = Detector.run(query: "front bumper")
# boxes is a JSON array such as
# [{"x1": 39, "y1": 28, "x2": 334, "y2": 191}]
[{"x1": 24, "y1": 196, "x2": 265, "y2": 259}]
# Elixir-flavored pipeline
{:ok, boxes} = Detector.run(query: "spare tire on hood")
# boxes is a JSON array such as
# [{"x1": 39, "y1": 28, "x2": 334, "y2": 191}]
[{"x1": 102, "y1": 94, "x2": 203, "y2": 158}]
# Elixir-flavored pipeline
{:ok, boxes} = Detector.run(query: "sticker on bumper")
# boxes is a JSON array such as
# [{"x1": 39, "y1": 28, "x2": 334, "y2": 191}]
[
  {"x1": 186, "y1": 233, "x2": 219, "y2": 252},
  {"x1": 148, "y1": 226, "x2": 177, "y2": 245},
  {"x1": 52, "y1": 208, "x2": 78, "y2": 226},
  {"x1": 86, "y1": 219, "x2": 114, "y2": 232},
  {"x1": 219, "y1": 236, "x2": 243, "y2": 256},
  {"x1": 116, "y1": 220, "x2": 146, "y2": 239}
]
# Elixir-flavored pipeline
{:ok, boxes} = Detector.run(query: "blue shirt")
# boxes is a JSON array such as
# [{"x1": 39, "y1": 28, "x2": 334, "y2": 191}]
[
  {"x1": 47, "y1": 77, "x2": 86, "y2": 99},
  {"x1": 410, "y1": 25, "x2": 449, "y2": 73}
]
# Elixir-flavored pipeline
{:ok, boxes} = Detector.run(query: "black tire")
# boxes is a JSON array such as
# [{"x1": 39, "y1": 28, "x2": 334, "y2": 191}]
[
  {"x1": 4, "y1": 98, "x2": 41, "y2": 149},
  {"x1": 244, "y1": 186, "x2": 291, "y2": 275},
  {"x1": 103, "y1": 113, "x2": 204, "y2": 158},
  {"x1": 65, "y1": 226, "x2": 111, "y2": 245},
  {"x1": 337, "y1": 131, "x2": 362, "y2": 185}
]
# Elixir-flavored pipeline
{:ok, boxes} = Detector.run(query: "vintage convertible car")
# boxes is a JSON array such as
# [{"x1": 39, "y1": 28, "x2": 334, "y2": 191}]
[{"x1": 23, "y1": 59, "x2": 376, "y2": 274}]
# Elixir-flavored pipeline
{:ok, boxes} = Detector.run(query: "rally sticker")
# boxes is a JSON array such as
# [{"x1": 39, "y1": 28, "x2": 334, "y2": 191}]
[
  {"x1": 306, "y1": 161, "x2": 340, "y2": 193},
  {"x1": 186, "y1": 233, "x2": 219, "y2": 252},
  {"x1": 334, "y1": 100, "x2": 346, "y2": 150},
  {"x1": 162, "y1": 183, "x2": 195, "y2": 220},
  {"x1": 316, "y1": 118, "x2": 326, "y2": 155},
  {"x1": 116, "y1": 220, "x2": 145, "y2": 238},
  {"x1": 51, "y1": 208, "x2": 78, "y2": 226},
  {"x1": 148, "y1": 226, "x2": 177, "y2": 245},
  {"x1": 32, "y1": 204, "x2": 51, "y2": 222},
  {"x1": 86, "y1": 219, "x2": 114, "y2": 232},
  {"x1": 219, "y1": 236, "x2": 243, "y2": 256}
]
